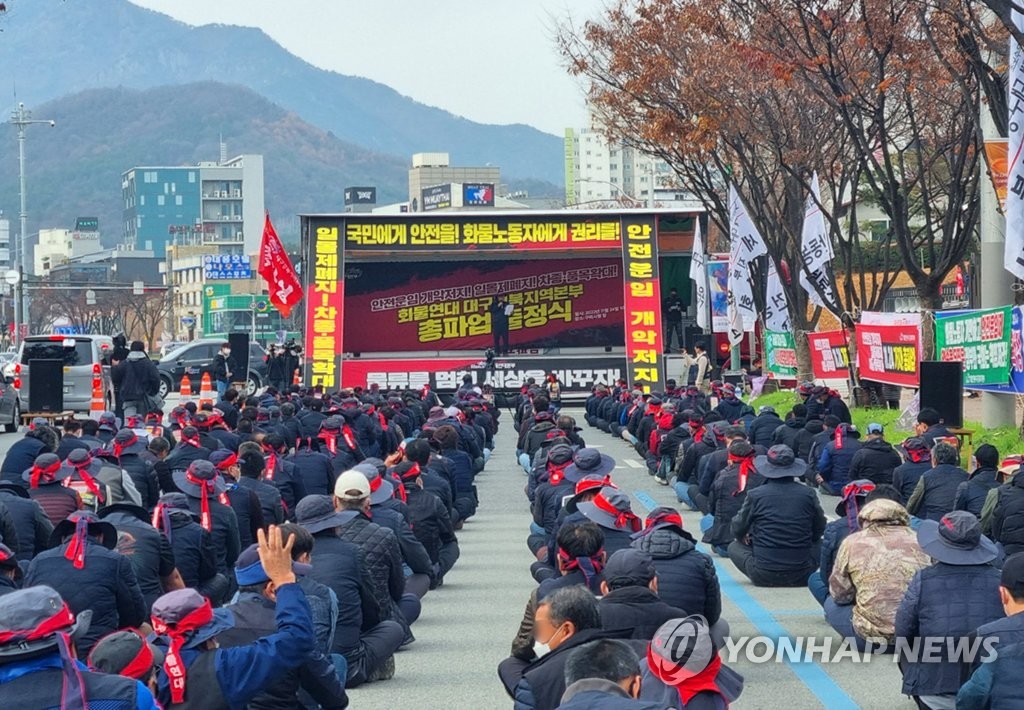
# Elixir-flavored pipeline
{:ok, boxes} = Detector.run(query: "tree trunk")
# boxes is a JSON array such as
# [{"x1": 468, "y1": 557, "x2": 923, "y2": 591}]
[
  {"x1": 916, "y1": 283, "x2": 943, "y2": 361},
  {"x1": 794, "y1": 330, "x2": 813, "y2": 383}
]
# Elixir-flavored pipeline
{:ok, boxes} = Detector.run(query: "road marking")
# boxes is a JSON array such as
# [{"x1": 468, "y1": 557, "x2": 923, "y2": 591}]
[
  {"x1": 632, "y1": 489, "x2": 859, "y2": 710},
  {"x1": 624, "y1": 459, "x2": 645, "y2": 469}
]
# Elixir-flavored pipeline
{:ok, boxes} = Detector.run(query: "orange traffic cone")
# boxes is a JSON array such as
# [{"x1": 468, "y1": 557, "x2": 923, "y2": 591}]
[
  {"x1": 198, "y1": 372, "x2": 214, "y2": 407},
  {"x1": 89, "y1": 383, "x2": 105, "y2": 420},
  {"x1": 179, "y1": 374, "x2": 192, "y2": 402}
]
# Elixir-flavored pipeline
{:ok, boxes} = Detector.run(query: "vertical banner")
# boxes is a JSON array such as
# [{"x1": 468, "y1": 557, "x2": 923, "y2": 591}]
[
  {"x1": 935, "y1": 306, "x2": 1012, "y2": 386},
  {"x1": 807, "y1": 330, "x2": 850, "y2": 380},
  {"x1": 707, "y1": 257, "x2": 730, "y2": 333},
  {"x1": 689, "y1": 220, "x2": 709, "y2": 330},
  {"x1": 799, "y1": 172, "x2": 838, "y2": 310},
  {"x1": 763, "y1": 260, "x2": 791, "y2": 332},
  {"x1": 621, "y1": 215, "x2": 664, "y2": 393},
  {"x1": 304, "y1": 221, "x2": 345, "y2": 390},
  {"x1": 856, "y1": 323, "x2": 920, "y2": 387},
  {"x1": 764, "y1": 331, "x2": 797, "y2": 377},
  {"x1": 727, "y1": 186, "x2": 768, "y2": 330},
  {"x1": 1007, "y1": 10, "x2": 1024, "y2": 279}
]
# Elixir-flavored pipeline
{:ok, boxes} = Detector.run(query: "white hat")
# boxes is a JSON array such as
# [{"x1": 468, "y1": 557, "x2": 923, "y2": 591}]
[{"x1": 334, "y1": 470, "x2": 370, "y2": 501}]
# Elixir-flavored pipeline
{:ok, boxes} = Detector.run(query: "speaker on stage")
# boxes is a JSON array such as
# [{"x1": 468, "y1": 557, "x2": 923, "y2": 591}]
[
  {"x1": 683, "y1": 326, "x2": 705, "y2": 351},
  {"x1": 29, "y1": 359, "x2": 64, "y2": 413},
  {"x1": 228, "y1": 333, "x2": 250, "y2": 384},
  {"x1": 920, "y1": 360, "x2": 963, "y2": 428}
]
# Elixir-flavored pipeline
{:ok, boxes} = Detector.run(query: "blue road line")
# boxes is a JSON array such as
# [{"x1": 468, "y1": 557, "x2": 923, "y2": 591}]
[{"x1": 633, "y1": 490, "x2": 860, "y2": 710}]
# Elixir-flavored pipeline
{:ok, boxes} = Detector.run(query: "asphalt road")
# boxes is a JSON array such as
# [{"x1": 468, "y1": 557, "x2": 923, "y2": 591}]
[{"x1": 0, "y1": 406, "x2": 917, "y2": 708}]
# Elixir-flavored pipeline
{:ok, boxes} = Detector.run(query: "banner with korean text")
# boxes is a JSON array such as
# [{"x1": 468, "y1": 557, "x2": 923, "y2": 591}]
[
  {"x1": 764, "y1": 331, "x2": 797, "y2": 377},
  {"x1": 621, "y1": 215, "x2": 664, "y2": 393},
  {"x1": 807, "y1": 330, "x2": 850, "y2": 381},
  {"x1": 935, "y1": 306, "x2": 1012, "y2": 386},
  {"x1": 856, "y1": 323, "x2": 920, "y2": 387},
  {"x1": 304, "y1": 223, "x2": 345, "y2": 391}
]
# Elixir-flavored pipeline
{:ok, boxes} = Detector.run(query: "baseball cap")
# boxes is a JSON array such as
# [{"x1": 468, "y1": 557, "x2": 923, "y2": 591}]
[
  {"x1": 867, "y1": 423, "x2": 884, "y2": 435},
  {"x1": 603, "y1": 548, "x2": 657, "y2": 586},
  {"x1": 334, "y1": 470, "x2": 371, "y2": 501}
]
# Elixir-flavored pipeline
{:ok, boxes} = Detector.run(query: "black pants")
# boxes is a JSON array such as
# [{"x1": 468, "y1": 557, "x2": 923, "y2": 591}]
[
  {"x1": 494, "y1": 327, "x2": 510, "y2": 354},
  {"x1": 686, "y1": 485, "x2": 711, "y2": 515},
  {"x1": 344, "y1": 620, "x2": 405, "y2": 688},
  {"x1": 664, "y1": 320, "x2": 683, "y2": 350},
  {"x1": 728, "y1": 541, "x2": 819, "y2": 587}
]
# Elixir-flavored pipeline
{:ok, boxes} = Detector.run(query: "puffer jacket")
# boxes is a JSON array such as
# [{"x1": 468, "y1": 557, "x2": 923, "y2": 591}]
[
  {"x1": 598, "y1": 586, "x2": 689, "y2": 640},
  {"x1": 523, "y1": 417, "x2": 558, "y2": 458},
  {"x1": 848, "y1": 438, "x2": 902, "y2": 485},
  {"x1": 659, "y1": 426, "x2": 691, "y2": 468},
  {"x1": 990, "y1": 474, "x2": 1024, "y2": 555},
  {"x1": 160, "y1": 507, "x2": 218, "y2": 588},
  {"x1": 907, "y1": 463, "x2": 969, "y2": 522},
  {"x1": 771, "y1": 417, "x2": 805, "y2": 451},
  {"x1": 818, "y1": 435, "x2": 863, "y2": 493},
  {"x1": 370, "y1": 501, "x2": 433, "y2": 577},
  {"x1": 954, "y1": 467, "x2": 1002, "y2": 518},
  {"x1": 0, "y1": 437, "x2": 48, "y2": 483},
  {"x1": 892, "y1": 460, "x2": 932, "y2": 505},
  {"x1": 405, "y1": 484, "x2": 458, "y2": 570},
  {"x1": 532, "y1": 478, "x2": 576, "y2": 535},
  {"x1": 731, "y1": 479, "x2": 826, "y2": 571},
  {"x1": 713, "y1": 396, "x2": 751, "y2": 424},
  {"x1": 818, "y1": 517, "x2": 852, "y2": 586},
  {"x1": 338, "y1": 513, "x2": 404, "y2": 621},
  {"x1": 0, "y1": 487, "x2": 52, "y2": 560},
  {"x1": 29, "y1": 483, "x2": 82, "y2": 526},
  {"x1": 747, "y1": 412, "x2": 783, "y2": 447},
  {"x1": 237, "y1": 476, "x2": 285, "y2": 526},
  {"x1": 116, "y1": 453, "x2": 159, "y2": 510},
  {"x1": 704, "y1": 463, "x2": 764, "y2": 547},
  {"x1": 896, "y1": 562, "x2": 1004, "y2": 696},
  {"x1": 828, "y1": 499, "x2": 930, "y2": 640},
  {"x1": 287, "y1": 448, "x2": 336, "y2": 497},
  {"x1": 631, "y1": 527, "x2": 721, "y2": 624}
]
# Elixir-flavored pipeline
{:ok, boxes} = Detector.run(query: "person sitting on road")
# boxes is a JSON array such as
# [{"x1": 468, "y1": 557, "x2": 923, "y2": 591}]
[
  {"x1": 954, "y1": 443, "x2": 1003, "y2": 518},
  {"x1": 1, "y1": 427, "x2": 59, "y2": 485},
  {"x1": 597, "y1": 549, "x2": 690, "y2": 641},
  {"x1": 892, "y1": 437, "x2": 934, "y2": 505},
  {"x1": 747, "y1": 405, "x2": 782, "y2": 448},
  {"x1": 698, "y1": 440, "x2": 763, "y2": 558},
  {"x1": 730, "y1": 445, "x2": 826, "y2": 587},
  {"x1": 906, "y1": 442, "x2": 969, "y2": 522},
  {"x1": 23, "y1": 453, "x2": 81, "y2": 526},
  {"x1": 816, "y1": 423, "x2": 862, "y2": 496},
  {"x1": 826, "y1": 497, "x2": 930, "y2": 648},
  {"x1": 558, "y1": 639, "x2": 663, "y2": 709},
  {"x1": 848, "y1": 423, "x2": 902, "y2": 485},
  {"x1": 531, "y1": 474, "x2": 611, "y2": 583}
]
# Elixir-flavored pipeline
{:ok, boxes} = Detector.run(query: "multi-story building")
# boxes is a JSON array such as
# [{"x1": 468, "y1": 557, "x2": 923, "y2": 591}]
[
  {"x1": 122, "y1": 153, "x2": 264, "y2": 257},
  {"x1": 34, "y1": 228, "x2": 70, "y2": 276},
  {"x1": 0, "y1": 216, "x2": 11, "y2": 272},
  {"x1": 408, "y1": 153, "x2": 501, "y2": 212}
]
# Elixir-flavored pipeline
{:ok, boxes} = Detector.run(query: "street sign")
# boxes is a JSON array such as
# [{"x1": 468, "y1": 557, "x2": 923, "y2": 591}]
[
  {"x1": 180, "y1": 316, "x2": 196, "y2": 327},
  {"x1": 249, "y1": 300, "x2": 269, "y2": 312},
  {"x1": 203, "y1": 254, "x2": 252, "y2": 280},
  {"x1": 4, "y1": 270, "x2": 19, "y2": 286}
]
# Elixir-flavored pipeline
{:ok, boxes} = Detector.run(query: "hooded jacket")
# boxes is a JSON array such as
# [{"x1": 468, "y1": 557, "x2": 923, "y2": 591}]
[
  {"x1": 990, "y1": 473, "x2": 1024, "y2": 555},
  {"x1": 160, "y1": 507, "x2": 219, "y2": 588},
  {"x1": 0, "y1": 487, "x2": 51, "y2": 560},
  {"x1": 747, "y1": 411, "x2": 782, "y2": 447},
  {"x1": 848, "y1": 438, "x2": 902, "y2": 485},
  {"x1": 632, "y1": 526, "x2": 721, "y2": 624},
  {"x1": 954, "y1": 467, "x2": 1002, "y2": 518},
  {"x1": 112, "y1": 350, "x2": 160, "y2": 402},
  {"x1": 828, "y1": 499, "x2": 930, "y2": 640}
]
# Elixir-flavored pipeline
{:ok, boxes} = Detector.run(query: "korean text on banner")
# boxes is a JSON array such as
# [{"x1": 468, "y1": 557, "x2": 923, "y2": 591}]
[
  {"x1": 765, "y1": 331, "x2": 798, "y2": 377},
  {"x1": 807, "y1": 330, "x2": 850, "y2": 381},
  {"x1": 764, "y1": 260, "x2": 791, "y2": 333},
  {"x1": 935, "y1": 307, "x2": 1012, "y2": 386},
  {"x1": 689, "y1": 221, "x2": 709, "y2": 330},
  {"x1": 621, "y1": 215, "x2": 664, "y2": 393},
  {"x1": 1007, "y1": 11, "x2": 1024, "y2": 279},
  {"x1": 856, "y1": 323, "x2": 920, "y2": 387},
  {"x1": 799, "y1": 172, "x2": 837, "y2": 310},
  {"x1": 707, "y1": 258, "x2": 729, "y2": 334},
  {"x1": 727, "y1": 186, "x2": 768, "y2": 330},
  {"x1": 304, "y1": 223, "x2": 344, "y2": 390}
]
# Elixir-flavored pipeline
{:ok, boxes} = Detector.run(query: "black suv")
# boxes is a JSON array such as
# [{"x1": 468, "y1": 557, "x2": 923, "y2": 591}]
[{"x1": 156, "y1": 339, "x2": 268, "y2": 398}]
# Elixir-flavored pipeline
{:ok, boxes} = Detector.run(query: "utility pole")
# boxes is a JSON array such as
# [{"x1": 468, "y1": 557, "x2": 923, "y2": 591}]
[{"x1": 9, "y1": 103, "x2": 55, "y2": 345}]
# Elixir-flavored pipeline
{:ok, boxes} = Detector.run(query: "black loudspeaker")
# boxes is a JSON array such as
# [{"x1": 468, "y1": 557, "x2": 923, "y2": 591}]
[
  {"x1": 920, "y1": 360, "x2": 963, "y2": 428},
  {"x1": 228, "y1": 333, "x2": 250, "y2": 383},
  {"x1": 29, "y1": 359, "x2": 64, "y2": 413},
  {"x1": 683, "y1": 326, "x2": 706, "y2": 351}
]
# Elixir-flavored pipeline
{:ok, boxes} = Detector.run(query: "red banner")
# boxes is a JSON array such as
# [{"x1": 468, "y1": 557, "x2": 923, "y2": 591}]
[
  {"x1": 621, "y1": 216, "x2": 664, "y2": 392},
  {"x1": 856, "y1": 323, "x2": 920, "y2": 387},
  {"x1": 342, "y1": 259, "x2": 624, "y2": 353},
  {"x1": 258, "y1": 214, "x2": 304, "y2": 318},
  {"x1": 807, "y1": 330, "x2": 850, "y2": 380},
  {"x1": 305, "y1": 224, "x2": 345, "y2": 390}
]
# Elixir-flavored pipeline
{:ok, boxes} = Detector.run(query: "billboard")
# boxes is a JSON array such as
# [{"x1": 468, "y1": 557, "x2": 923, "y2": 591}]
[
  {"x1": 807, "y1": 330, "x2": 850, "y2": 381},
  {"x1": 463, "y1": 183, "x2": 495, "y2": 207},
  {"x1": 343, "y1": 258, "x2": 624, "y2": 352},
  {"x1": 344, "y1": 187, "x2": 377, "y2": 206},
  {"x1": 856, "y1": 323, "x2": 919, "y2": 387},
  {"x1": 764, "y1": 331, "x2": 797, "y2": 377},
  {"x1": 936, "y1": 306, "x2": 1013, "y2": 387},
  {"x1": 306, "y1": 223, "x2": 345, "y2": 390},
  {"x1": 421, "y1": 184, "x2": 453, "y2": 212},
  {"x1": 202, "y1": 254, "x2": 252, "y2": 280}
]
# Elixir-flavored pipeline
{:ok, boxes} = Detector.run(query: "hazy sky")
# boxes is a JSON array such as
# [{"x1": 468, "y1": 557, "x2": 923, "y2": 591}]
[{"x1": 129, "y1": 0, "x2": 608, "y2": 136}]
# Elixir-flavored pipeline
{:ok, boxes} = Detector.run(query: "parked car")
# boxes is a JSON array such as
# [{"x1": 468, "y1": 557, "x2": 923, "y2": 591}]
[
  {"x1": 156, "y1": 339, "x2": 268, "y2": 398},
  {"x1": 16, "y1": 335, "x2": 115, "y2": 415}
]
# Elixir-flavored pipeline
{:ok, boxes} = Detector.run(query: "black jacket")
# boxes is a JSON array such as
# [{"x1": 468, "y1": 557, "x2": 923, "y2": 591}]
[
  {"x1": 848, "y1": 438, "x2": 902, "y2": 485},
  {"x1": 264, "y1": 457, "x2": 306, "y2": 517},
  {"x1": 111, "y1": 352, "x2": 160, "y2": 401},
  {"x1": 214, "y1": 399, "x2": 240, "y2": 429},
  {"x1": 370, "y1": 501, "x2": 433, "y2": 577},
  {"x1": 288, "y1": 449, "x2": 336, "y2": 497},
  {"x1": 100, "y1": 508, "x2": 176, "y2": 609},
  {"x1": 704, "y1": 463, "x2": 764, "y2": 547},
  {"x1": 307, "y1": 532, "x2": 375, "y2": 658},
  {"x1": 909, "y1": 464, "x2": 969, "y2": 522},
  {"x1": 25, "y1": 540, "x2": 147, "y2": 656},
  {"x1": 237, "y1": 476, "x2": 285, "y2": 526},
  {"x1": 599, "y1": 586, "x2": 690, "y2": 640},
  {"x1": 161, "y1": 508, "x2": 218, "y2": 588},
  {"x1": 0, "y1": 487, "x2": 51, "y2": 560},
  {"x1": 510, "y1": 627, "x2": 609, "y2": 710},
  {"x1": 186, "y1": 495, "x2": 241, "y2": 574},
  {"x1": 747, "y1": 412, "x2": 783, "y2": 447},
  {"x1": 56, "y1": 434, "x2": 91, "y2": 460},
  {"x1": 117, "y1": 453, "x2": 159, "y2": 510},
  {"x1": 405, "y1": 484, "x2": 458, "y2": 566},
  {"x1": 338, "y1": 513, "x2": 404, "y2": 621},
  {"x1": 732, "y1": 479, "x2": 826, "y2": 571},
  {"x1": 892, "y1": 460, "x2": 932, "y2": 504},
  {"x1": 212, "y1": 352, "x2": 231, "y2": 383},
  {"x1": 532, "y1": 478, "x2": 576, "y2": 534},
  {"x1": 223, "y1": 483, "x2": 265, "y2": 550},
  {"x1": 0, "y1": 437, "x2": 48, "y2": 483},
  {"x1": 954, "y1": 467, "x2": 1002, "y2": 518},
  {"x1": 632, "y1": 527, "x2": 721, "y2": 624},
  {"x1": 991, "y1": 474, "x2": 1024, "y2": 555}
]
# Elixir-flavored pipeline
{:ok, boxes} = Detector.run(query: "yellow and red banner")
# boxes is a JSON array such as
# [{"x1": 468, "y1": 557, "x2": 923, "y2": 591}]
[{"x1": 621, "y1": 215, "x2": 664, "y2": 392}]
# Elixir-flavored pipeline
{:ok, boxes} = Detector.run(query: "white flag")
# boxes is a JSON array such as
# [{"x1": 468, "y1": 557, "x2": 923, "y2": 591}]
[
  {"x1": 727, "y1": 290, "x2": 745, "y2": 347},
  {"x1": 728, "y1": 186, "x2": 768, "y2": 331},
  {"x1": 689, "y1": 220, "x2": 709, "y2": 330},
  {"x1": 799, "y1": 172, "x2": 838, "y2": 310},
  {"x1": 764, "y1": 259, "x2": 791, "y2": 332},
  {"x1": 1008, "y1": 11, "x2": 1024, "y2": 279}
]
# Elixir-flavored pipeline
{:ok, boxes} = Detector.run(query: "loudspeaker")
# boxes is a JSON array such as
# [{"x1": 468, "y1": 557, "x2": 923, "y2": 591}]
[
  {"x1": 920, "y1": 360, "x2": 963, "y2": 428},
  {"x1": 29, "y1": 359, "x2": 64, "y2": 413},
  {"x1": 228, "y1": 333, "x2": 250, "y2": 383}
]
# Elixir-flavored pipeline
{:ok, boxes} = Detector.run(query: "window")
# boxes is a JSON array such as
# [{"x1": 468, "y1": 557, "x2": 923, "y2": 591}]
[
  {"x1": 139, "y1": 195, "x2": 145, "y2": 206},
  {"x1": 175, "y1": 195, "x2": 183, "y2": 206},
  {"x1": 868, "y1": 219, "x2": 890, "y2": 242},
  {"x1": 188, "y1": 172, "x2": 196, "y2": 183},
  {"x1": 144, "y1": 171, "x2": 157, "y2": 183},
  {"x1": 610, "y1": 177, "x2": 619, "y2": 184},
  {"x1": 610, "y1": 164, "x2": 618, "y2": 170},
  {"x1": 157, "y1": 195, "x2": 165, "y2": 206}
]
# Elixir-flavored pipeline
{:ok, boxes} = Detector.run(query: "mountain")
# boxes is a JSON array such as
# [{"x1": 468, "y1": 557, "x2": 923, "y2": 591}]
[
  {"x1": 0, "y1": 0, "x2": 565, "y2": 185},
  {"x1": 0, "y1": 83, "x2": 411, "y2": 246}
]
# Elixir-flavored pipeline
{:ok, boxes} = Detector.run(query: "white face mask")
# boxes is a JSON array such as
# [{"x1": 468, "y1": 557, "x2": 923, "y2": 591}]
[{"x1": 532, "y1": 639, "x2": 551, "y2": 659}]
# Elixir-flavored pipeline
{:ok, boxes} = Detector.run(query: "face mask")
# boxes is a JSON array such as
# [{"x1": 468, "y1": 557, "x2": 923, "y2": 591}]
[{"x1": 533, "y1": 624, "x2": 562, "y2": 659}]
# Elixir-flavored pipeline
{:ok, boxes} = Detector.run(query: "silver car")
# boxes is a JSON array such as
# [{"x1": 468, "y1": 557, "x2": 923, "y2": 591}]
[{"x1": 16, "y1": 335, "x2": 115, "y2": 414}]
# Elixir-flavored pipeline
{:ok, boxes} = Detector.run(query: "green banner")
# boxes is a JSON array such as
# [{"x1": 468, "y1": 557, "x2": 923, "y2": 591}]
[
  {"x1": 936, "y1": 306, "x2": 1011, "y2": 385},
  {"x1": 765, "y1": 330, "x2": 798, "y2": 377}
]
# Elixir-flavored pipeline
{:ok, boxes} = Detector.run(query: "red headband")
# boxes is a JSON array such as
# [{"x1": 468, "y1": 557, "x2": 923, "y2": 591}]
[
  {"x1": 397, "y1": 463, "x2": 421, "y2": 482},
  {"x1": 112, "y1": 434, "x2": 138, "y2": 458},
  {"x1": 592, "y1": 493, "x2": 641, "y2": 532},
  {"x1": 646, "y1": 511, "x2": 684, "y2": 530},
  {"x1": 91, "y1": 630, "x2": 154, "y2": 681},
  {"x1": 152, "y1": 598, "x2": 214, "y2": 705},
  {"x1": 728, "y1": 451, "x2": 757, "y2": 494},
  {"x1": 0, "y1": 602, "x2": 75, "y2": 644},
  {"x1": 213, "y1": 453, "x2": 238, "y2": 471},
  {"x1": 180, "y1": 432, "x2": 202, "y2": 448},
  {"x1": 575, "y1": 475, "x2": 612, "y2": 495}
]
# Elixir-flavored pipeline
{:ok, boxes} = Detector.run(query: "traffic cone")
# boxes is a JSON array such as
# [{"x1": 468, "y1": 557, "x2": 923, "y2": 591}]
[
  {"x1": 89, "y1": 383, "x2": 105, "y2": 420},
  {"x1": 179, "y1": 374, "x2": 192, "y2": 402},
  {"x1": 198, "y1": 372, "x2": 214, "y2": 407}
]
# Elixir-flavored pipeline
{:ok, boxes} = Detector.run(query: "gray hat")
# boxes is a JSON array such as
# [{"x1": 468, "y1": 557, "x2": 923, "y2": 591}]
[
  {"x1": 577, "y1": 486, "x2": 641, "y2": 532},
  {"x1": 917, "y1": 511, "x2": 999, "y2": 565},
  {"x1": 564, "y1": 447, "x2": 616, "y2": 483},
  {"x1": 173, "y1": 460, "x2": 228, "y2": 498},
  {"x1": 353, "y1": 463, "x2": 394, "y2": 505},
  {"x1": 753, "y1": 445, "x2": 807, "y2": 479},
  {"x1": 111, "y1": 428, "x2": 147, "y2": 456},
  {"x1": 295, "y1": 494, "x2": 358, "y2": 534},
  {"x1": 0, "y1": 585, "x2": 92, "y2": 659},
  {"x1": 23, "y1": 453, "x2": 73, "y2": 485},
  {"x1": 150, "y1": 588, "x2": 234, "y2": 649},
  {"x1": 603, "y1": 548, "x2": 657, "y2": 586},
  {"x1": 88, "y1": 629, "x2": 165, "y2": 680}
]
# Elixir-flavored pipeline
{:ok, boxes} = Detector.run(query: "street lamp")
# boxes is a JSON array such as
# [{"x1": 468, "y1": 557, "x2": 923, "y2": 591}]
[{"x1": 8, "y1": 103, "x2": 56, "y2": 345}]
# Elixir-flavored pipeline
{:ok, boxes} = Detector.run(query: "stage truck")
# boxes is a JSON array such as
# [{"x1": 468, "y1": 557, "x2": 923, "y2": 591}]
[{"x1": 300, "y1": 209, "x2": 722, "y2": 400}]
